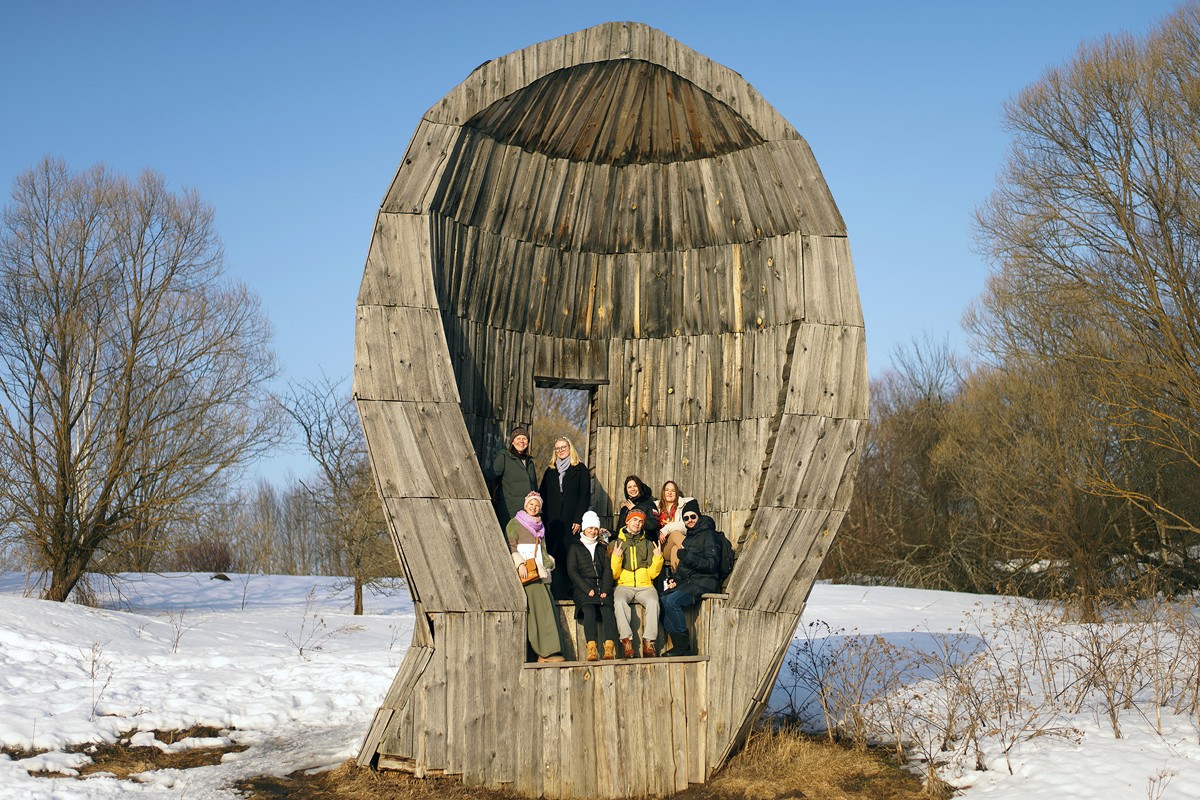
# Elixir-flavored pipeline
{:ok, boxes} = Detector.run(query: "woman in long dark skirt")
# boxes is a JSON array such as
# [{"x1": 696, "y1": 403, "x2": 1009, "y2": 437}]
[{"x1": 539, "y1": 436, "x2": 591, "y2": 600}]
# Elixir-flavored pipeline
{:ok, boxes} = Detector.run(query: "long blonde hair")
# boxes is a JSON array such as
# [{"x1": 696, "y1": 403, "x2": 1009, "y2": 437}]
[{"x1": 548, "y1": 436, "x2": 581, "y2": 468}]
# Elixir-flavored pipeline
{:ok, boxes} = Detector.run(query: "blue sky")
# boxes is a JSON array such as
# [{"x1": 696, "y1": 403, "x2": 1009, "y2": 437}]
[{"x1": 0, "y1": 1, "x2": 1184, "y2": 482}]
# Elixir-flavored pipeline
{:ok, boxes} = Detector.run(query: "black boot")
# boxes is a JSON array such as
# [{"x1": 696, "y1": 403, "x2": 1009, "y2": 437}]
[{"x1": 664, "y1": 629, "x2": 690, "y2": 657}]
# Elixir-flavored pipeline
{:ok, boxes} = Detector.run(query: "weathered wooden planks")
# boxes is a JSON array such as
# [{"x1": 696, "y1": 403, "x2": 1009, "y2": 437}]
[
  {"x1": 433, "y1": 135, "x2": 844, "y2": 254},
  {"x1": 425, "y1": 22, "x2": 800, "y2": 144},
  {"x1": 465, "y1": 59, "x2": 764, "y2": 166},
  {"x1": 357, "y1": 19, "x2": 868, "y2": 799}
]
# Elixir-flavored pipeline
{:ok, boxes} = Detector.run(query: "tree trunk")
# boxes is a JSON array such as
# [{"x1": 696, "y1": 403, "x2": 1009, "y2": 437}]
[
  {"x1": 44, "y1": 559, "x2": 87, "y2": 602},
  {"x1": 354, "y1": 576, "x2": 364, "y2": 615}
]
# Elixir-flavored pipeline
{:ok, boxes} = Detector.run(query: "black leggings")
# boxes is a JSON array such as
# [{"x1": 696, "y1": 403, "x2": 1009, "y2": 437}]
[{"x1": 578, "y1": 602, "x2": 616, "y2": 643}]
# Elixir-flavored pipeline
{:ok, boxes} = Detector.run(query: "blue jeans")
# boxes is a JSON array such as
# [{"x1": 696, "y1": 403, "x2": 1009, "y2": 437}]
[{"x1": 660, "y1": 590, "x2": 696, "y2": 634}]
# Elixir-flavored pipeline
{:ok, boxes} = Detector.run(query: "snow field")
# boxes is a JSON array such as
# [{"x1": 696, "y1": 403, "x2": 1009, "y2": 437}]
[{"x1": 1, "y1": 575, "x2": 1198, "y2": 798}]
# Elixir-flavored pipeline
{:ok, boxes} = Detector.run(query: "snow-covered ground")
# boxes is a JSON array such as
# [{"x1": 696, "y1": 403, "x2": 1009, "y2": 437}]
[{"x1": 0, "y1": 573, "x2": 1197, "y2": 799}]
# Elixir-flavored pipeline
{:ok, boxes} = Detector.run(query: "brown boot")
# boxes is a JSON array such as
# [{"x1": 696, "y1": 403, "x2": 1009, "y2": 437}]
[
  {"x1": 537, "y1": 653, "x2": 565, "y2": 663},
  {"x1": 621, "y1": 638, "x2": 635, "y2": 658},
  {"x1": 586, "y1": 641, "x2": 599, "y2": 662},
  {"x1": 603, "y1": 640, "x2": 616, "y2": 660},
  {"x1": 642, "y1": 639, "x2": 657, "y2": 658}
]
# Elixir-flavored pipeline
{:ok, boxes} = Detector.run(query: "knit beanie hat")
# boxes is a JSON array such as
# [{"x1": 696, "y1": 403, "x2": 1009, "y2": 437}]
[
  {"x1": 581, "y1": 510, "x2": 601, "y2": 530},
  {"x1": 510, "y1": 426, "x2": 529, "y2": 442},
  {"x1": 627, "y1": 509, "x2": 646, "y2": 524},
  {"x1": 681, "y1": 498, "x2": 701, "y2": 517}
]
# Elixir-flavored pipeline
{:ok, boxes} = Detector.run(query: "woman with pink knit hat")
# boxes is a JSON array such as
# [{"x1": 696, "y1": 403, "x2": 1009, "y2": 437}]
[{"x1": 505, "y1": 491, "x2": 565, "y2": 662}]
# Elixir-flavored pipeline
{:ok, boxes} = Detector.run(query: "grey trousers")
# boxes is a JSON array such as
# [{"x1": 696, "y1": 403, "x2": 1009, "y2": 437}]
[{"x1": 614, "y1": 585, "x2": 659, "y2": 641}]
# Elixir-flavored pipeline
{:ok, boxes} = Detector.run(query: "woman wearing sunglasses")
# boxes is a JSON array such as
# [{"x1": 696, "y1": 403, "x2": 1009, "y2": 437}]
[{"x1": 661, "y1": 498, "x2": 722, "y2": 657}]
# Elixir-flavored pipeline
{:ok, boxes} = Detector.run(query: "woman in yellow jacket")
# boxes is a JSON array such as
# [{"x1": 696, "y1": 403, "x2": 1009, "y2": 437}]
[{"x1": 610, "y1": 509, "x2": 664, "y2": 658}]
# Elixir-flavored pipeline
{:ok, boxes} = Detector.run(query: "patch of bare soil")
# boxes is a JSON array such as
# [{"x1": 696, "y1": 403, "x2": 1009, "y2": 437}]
[
  {"x1": 4, "y1": 725, "x2": 248, "y2": 780},
  {"x1": 238, "y1": 728, "x2": 936, "y2": 800}
]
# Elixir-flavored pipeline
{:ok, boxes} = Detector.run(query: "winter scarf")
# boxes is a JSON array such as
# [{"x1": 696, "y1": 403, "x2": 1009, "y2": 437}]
[
  {"x1": 556, "y1": 455, "x2": 571, "y2": 488},
  {"x1": 516, "y1": 511, "x2": 545, "y2": 540}
]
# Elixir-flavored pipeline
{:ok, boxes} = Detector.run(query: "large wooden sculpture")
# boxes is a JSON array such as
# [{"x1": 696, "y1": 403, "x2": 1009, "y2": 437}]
[{"x1": 354, "y1": 21, "x2": 867, "y2": 798}]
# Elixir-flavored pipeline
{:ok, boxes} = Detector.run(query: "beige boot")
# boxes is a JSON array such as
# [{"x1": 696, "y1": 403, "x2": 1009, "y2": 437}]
[
  {"x1": 586, "y1": 641, "x2": 599, "y2": 662},
  {"x1": 603, "y1": 640, "x2": 616, "y2": 660}
]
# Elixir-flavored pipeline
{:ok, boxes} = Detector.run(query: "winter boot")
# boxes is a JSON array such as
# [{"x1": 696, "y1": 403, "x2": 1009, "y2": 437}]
[
  {"x1": 664, "y1": 629, "x2": 690, "y2": 657},
  {"x1": 603, "y1": 640, "x2": 616, "y2": 660},
  {"x1": 621, "y1": 638, "x2": 635, "y2": 658},
  {"x1": 586, "y1": 641, "x2": 599, "y2": 662},
  {"x1": 642, "y1": 638, "x2": 657, "y2": 658}
]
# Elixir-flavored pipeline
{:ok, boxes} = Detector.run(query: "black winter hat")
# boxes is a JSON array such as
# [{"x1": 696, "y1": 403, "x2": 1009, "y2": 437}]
[{"x1": 681, "y1": 498, "x2": 701, "y2": 517}]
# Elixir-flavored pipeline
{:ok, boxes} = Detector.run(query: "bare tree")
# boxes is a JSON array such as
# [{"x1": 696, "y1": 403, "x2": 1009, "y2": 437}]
[
  {"x1": 823, "y1": 337, "x2": 986, "y2": 590},
  {"x1": 0, "y1": 157, "x2": 282, "y2": 600},
  {"x1": 975, "y1": 4, "x2": 1200, "y2": 542},
  {"x1": 282, "y1": 376, "x2": 394, "y2": 614}
]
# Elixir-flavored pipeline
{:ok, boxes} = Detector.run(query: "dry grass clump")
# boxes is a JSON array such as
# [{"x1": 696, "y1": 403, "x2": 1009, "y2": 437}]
[
  {"x1": 237, "y1": 760, "x2": 524, "y2": 799},
  {"x1": 238, "y1": 727, "x2": 933, "y2": 800},
  {"x1": 691, "y1": 726, "x2": 931, "y2": 800}
]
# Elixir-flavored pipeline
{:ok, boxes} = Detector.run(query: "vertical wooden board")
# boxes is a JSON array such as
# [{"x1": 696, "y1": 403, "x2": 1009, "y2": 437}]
[
  {"x1": 541, "y1": 669, "x2": 562, "y2": 799},
  {"x1": 686, "y1": 661, "x2": 707, "y2": 783},
  {"x1": 554, "y1": 666, "x2": 575, "y2": 799},
  {"x1": 778, "y1": 513, "x2": 844, "y2": 612},
  {"x1": 668, "y1": 662, "x2": 689, "y2": 792},
  {"x1": 591, "y1": 665, "x2": 615, "y2": 799},
  {"x1": 762, "y1": 416, "x2": 863, "y2": 512},
  {"x1": 358, "y1": 306, "x2": 459, "y2": 403},
  {"x1": 421, "y1": 617, "x2": 450, "y2": 772},
  {"x1": 380, "y1": 498, "x2": 463, "y2": 612},
  {"x1": 743, "y1": 509, "x2": 829, "y2": 614},
  {"x1": 452, "y1": 134, "x2": 499, "y2": 227},
  {"x1": 777, "y1": 140, "x2": 846, "y2": 236},
  {"x1": 359, "y1": 212, "x2": 440, "y2": 309},
  {"x1": 358, "y1": 708, "x2": 394, "y2": 767},
  {"x1": 651, "y1": 663, "x2": 674, "y2": 796},
  {"x1": 378, "y1": 693, "x2": 415, "y2": 761},
  {"x1": 478, "y1": 613, "x2": 508, "y2": 785},
  {"x1": 626, "y1": 666, "x2": 648, "y2": 794},
  {"x1": 724, "y1": 506, "x2": 802, "y2": 608},
  {"x1": 568, "y1": 667, "x2": 597, "y2": 798},
  {"x1": 381, "y1": 120, "x2": 460, "y2": 215},
  {"x1": 443, "y1": 622, "x2": 464, "y2": 776},
  {"x1": 357, "y1": 400, "x2": 437, "y2": 499},
  {"x1": 515, "y1": 669, "x2": 543, "y2": 798}
]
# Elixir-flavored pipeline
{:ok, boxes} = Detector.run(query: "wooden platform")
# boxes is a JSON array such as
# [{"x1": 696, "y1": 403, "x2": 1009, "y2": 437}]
[{"x1": 354, "y1": 20, "x2": 867, "y2": 798}]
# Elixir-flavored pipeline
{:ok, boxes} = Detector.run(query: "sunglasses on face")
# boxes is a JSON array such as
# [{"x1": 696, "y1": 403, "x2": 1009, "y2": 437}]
[{"x1": 683, "y1": 513, "x2": 699, "y2": 521}]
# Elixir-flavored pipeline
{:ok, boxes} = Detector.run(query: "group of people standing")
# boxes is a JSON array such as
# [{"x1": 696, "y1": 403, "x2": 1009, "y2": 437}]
[{"x1": 488, "y1": 427, "x2": 726, "y2": 664}]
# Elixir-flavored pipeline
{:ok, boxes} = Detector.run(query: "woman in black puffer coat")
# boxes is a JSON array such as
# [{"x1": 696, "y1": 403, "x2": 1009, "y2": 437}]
[
  {"x1": 565, "y1": 511, "x2": 616, "y2": 661},
  {"x1": 614, "y1": 475, "x2": 661, "y2": 538}
]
